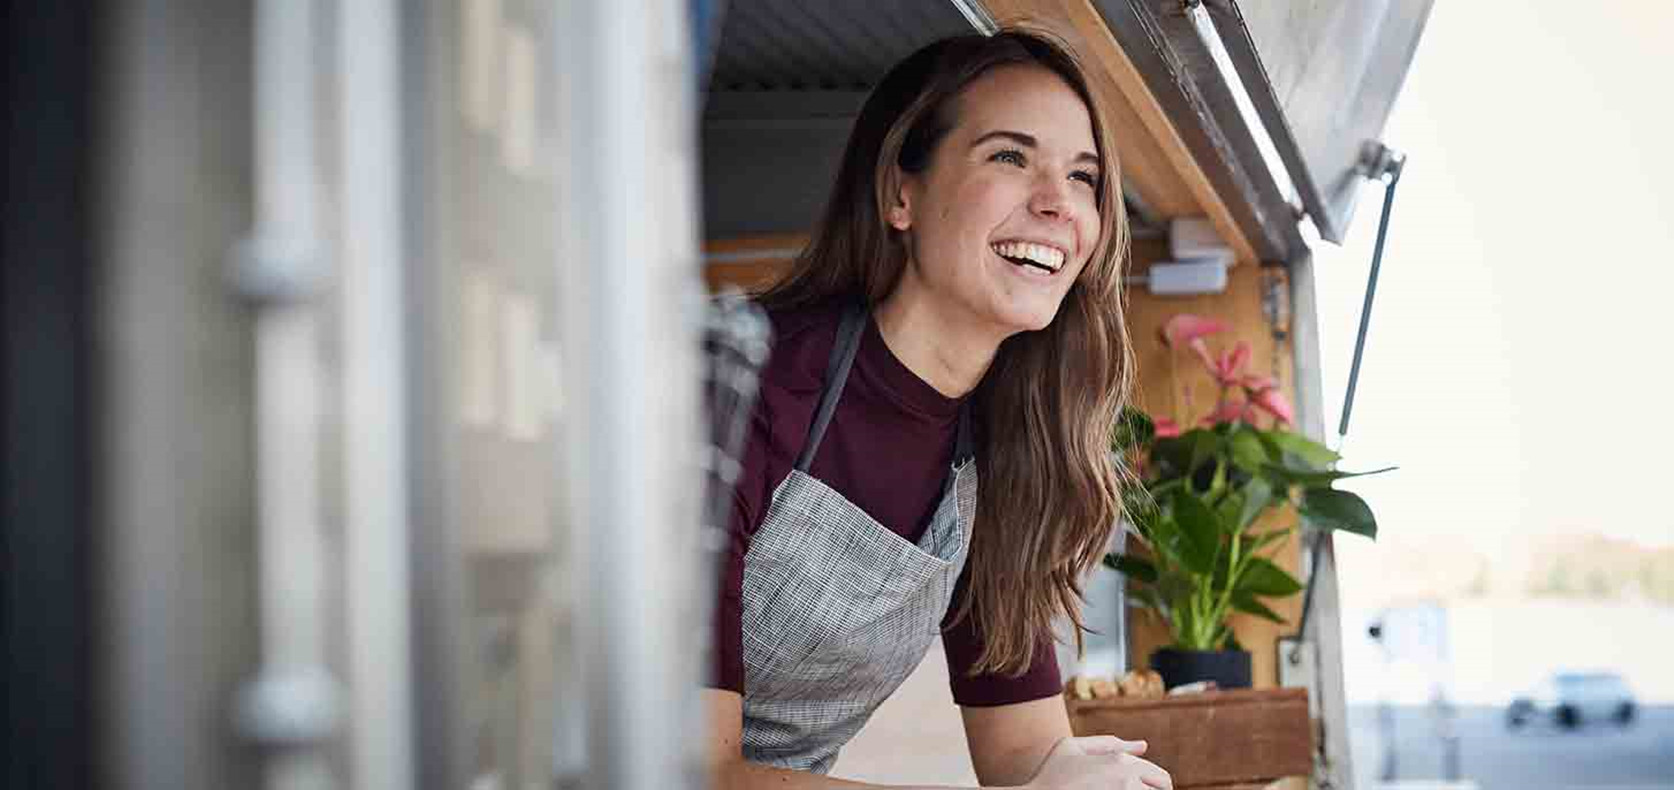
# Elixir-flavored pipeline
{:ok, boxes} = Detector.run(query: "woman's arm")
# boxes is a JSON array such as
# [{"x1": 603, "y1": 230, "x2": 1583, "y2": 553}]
[
  {"x1": 708, "y1": 690, "x2": 1168, "y2": 789},
  {"x1": 706, "y1": 689, "x2": 980, "y2": 789},
  {"x1": 959, "y1": 696, "x2": 1073, "y2": 786},
  {"x1": 960, "y1": 696, "x2": 1171, "y2": 789}
]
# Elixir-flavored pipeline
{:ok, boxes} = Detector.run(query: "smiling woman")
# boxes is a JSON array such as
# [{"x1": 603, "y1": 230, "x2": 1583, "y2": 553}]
[
  {"x1": 884, "y1": 65, "x2": 1103, "y2": 338},
  {"x1": 706, "y1": 30, "x2": 1163, "y2": 790}
]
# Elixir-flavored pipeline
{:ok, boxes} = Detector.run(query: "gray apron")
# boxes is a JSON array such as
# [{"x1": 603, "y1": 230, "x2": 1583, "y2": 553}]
[{"x1": 740, "y1": 304, "x2": 978, "y2": 774}]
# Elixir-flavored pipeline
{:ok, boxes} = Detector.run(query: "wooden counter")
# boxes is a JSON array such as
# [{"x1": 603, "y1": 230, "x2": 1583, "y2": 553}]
[{"x1": 1068, "y1": 687, "x2": 1312, "y2": 789}]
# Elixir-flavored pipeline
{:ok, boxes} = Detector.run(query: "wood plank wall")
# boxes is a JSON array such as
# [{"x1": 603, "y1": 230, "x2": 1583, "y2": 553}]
[
  {"x1": 703, "y1": 234, "x2": 804, "y2": 293},
  {"x1": 1124, "y1": 240, "x2": 1299, "y2": 689}
]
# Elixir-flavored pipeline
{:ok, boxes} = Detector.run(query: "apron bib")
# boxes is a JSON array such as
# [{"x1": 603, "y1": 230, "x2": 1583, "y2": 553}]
[{"x1": 739, "y1": 303, "x2": 977, "y2": 774}]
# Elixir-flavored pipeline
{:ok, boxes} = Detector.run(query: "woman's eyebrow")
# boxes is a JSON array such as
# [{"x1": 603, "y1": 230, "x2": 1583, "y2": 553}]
[{"x1": 971, "y1": 129, "x2": 1100, "y2": 167}]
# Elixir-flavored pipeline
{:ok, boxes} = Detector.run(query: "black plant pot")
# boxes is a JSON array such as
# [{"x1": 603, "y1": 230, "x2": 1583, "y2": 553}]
[{"x1": 1149, "y1": 647, "x2": 1252, "y2": 691}]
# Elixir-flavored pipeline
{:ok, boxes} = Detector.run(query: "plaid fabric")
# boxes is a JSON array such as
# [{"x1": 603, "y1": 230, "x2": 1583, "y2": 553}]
[{"x1": 739, "y1": 459, "x2": 977, "y2": 774}]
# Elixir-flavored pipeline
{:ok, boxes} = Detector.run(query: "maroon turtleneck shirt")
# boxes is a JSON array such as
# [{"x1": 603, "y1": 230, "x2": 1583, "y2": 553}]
[{"x1": 710, "y1": 299, "x2": 1060, "y2": 707}]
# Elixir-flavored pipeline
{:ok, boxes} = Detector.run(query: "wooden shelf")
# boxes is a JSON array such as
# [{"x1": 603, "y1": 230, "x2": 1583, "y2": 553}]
[{"x1": 703, "y1": 234, "x2": 805, "y2": 293}]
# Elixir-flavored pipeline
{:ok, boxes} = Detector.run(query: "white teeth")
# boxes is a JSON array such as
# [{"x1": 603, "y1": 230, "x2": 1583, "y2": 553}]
[{"x1": 990, "y1": 241, "x2": 1065, "y2": 271}]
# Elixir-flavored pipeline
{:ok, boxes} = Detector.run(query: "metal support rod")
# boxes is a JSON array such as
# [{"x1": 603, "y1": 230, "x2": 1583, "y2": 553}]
[
  {"x1": 1337, "y1": 145, "x2": 1405, "y2": 440},
  {"x1": 231, "y1": 0, "x2": 339, "y2": 788},
  {"x1": 1292, "y1": 536, "x2": 1324, "y2": 653},
  {"x1": 1294, "y1": 146, "x2": 1404, "y2": 648},
  {"x1": 338, "y1": 0, "x2": 413, "y2": 786},
  {"x1": 247, "y1": 0, "x2": 327, "y2": 686}
]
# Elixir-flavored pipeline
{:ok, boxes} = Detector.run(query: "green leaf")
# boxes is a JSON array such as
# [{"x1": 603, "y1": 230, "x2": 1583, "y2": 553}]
[
  {"x1": 1129, "y1": 587, "x2": 1169, "y2": 621},
  {"x1": 1171, "y1": 595, "x2": 1198, "y2": 646},
  {"x1": 1209, "y1": 623, "x2": 1233, "y2": 651},
  {"x1": 1265, "y1": 464, "x2": 1397, "y2": 488},
  {"x1": 1123, "y1": 485, "x2": 1162, "y2": 533},
  {"x1": 1145, "y1": 478, "x2": 1185, "y2": 500},
  {"x1": 1170, "y1": 489, "x2": 1223, "y2": 576},
  {"x1": 1222, "y1": 630, "x2": 1247, "y2": 651},
  {"x1": 1237, "y1": 557, "x2": 1304, "y2": 597},
  {"x1": 1105, "y1": 553, "x2": 1158, "y2": 584},
  {"x1": 1231, "y1": 591, "x2": 1287, "y2": 624},
  {"x1": 1228, "y1": 428, "x2": 1269, "y2": 472},
  {"x1": 1235, "y1": 478, "x2": 1275, "y2": 531},
  {"x1": 1259, "y1": 431, "x2": 1340, "y2": 471},
  {"x1": 1151, "y1": 430, "x2": 1218, "y2": 479},
  {"x1": 1112, "y1": 407, "x2": 1155, "y2": 454},
  {"x1": 1211, "y1": 544, "x2": 1233, "y2": 594},
  {"x1": 1143, "y1": 512, "x2": 1183, "y2": 567},
  {"x1": 1215, "y1": 490, "x2": 1246, "y2": 536},
  {"x1": 1149, "y1": 435, "x2": 1191, "y2": 477},
  {"x1": 1156, "y1": 570, "x2": 1196, "y2": 607},
  {"x1": 1300, "y1": 488, "x2": 1379, "y2": 540}
]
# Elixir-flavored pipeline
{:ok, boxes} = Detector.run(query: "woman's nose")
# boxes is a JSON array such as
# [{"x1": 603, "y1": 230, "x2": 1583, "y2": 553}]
[{"x1": 1029, "y1": 174, "x2": 1073, "y2": 221}]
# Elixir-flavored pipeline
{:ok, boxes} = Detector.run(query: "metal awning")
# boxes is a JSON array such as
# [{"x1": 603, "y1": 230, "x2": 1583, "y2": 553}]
[
  {"x1": 702, "y1": 0, "x2": 1432, "y2": 253},
  {"x1": 1091, "y1": 0, "x2": 1433, "y2": 254},
  {"x1": 1201, "y1": 0, "x2": 1434, "y2": 244}
]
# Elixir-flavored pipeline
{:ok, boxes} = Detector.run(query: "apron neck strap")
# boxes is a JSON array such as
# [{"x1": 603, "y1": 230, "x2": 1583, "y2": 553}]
[
  {"x1": 952, "y1": 403, "x2": 974, "y2": 469},
  {"x1": 794, "y1": 301, "x2": 977, "y2": 474},
  {"x1": 794, "y1": 302, "x2": 867, "y2": 473}
]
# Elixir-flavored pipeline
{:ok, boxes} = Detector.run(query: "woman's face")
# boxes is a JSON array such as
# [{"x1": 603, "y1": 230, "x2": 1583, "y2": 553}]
[{"x1": 893, "y1": 64, "x2": 1102, "y2": 335}]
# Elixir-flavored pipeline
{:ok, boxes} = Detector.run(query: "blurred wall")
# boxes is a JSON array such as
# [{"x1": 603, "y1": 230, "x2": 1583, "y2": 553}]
[{"x1": 95, "y1": 2, "x2": 263, "y2": 788}]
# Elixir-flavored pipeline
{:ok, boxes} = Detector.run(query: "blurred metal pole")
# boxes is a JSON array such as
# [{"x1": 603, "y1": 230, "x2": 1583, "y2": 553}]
[
  {"x1": 338, "y1": 0, "x2": 414, "y2": 787},
  {"x1": 556, "y1": 1, "x2": 705, "y2": 789},
  {"x1": 230, "y1": 0, "x2": 339, "y2": 787}
]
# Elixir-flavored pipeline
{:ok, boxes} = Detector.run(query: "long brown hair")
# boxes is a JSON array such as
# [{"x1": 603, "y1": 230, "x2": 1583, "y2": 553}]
[{"x1": 758, "y1": 29, "x2": 1134, "y2": 675}]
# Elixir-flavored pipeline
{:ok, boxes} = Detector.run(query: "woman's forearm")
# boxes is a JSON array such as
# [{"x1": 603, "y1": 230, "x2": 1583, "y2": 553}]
[{"x1": 715, "y1": 759, "x2": 1023, "y2": 790}]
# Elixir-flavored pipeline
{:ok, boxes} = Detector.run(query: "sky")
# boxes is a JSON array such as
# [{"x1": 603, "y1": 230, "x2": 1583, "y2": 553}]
[{"x1": 1308, "y1": 0, "x2": 1674, "y2": 563}]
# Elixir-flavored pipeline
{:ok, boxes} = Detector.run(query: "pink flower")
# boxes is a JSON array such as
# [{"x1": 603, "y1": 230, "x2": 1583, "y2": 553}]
[
  {"x1": 1200, "y1": 398, "x2": 1251, "y2": 426},
  {"x1": 1160, "y1": 314, "x2": 1227, "y2": 349},
  {"x1": 1153, "y1": 417, "x2": 1183, "y2": 438},
  {"x1": 1249, "y1": 387, "x2": 1294, "y2": 425},
  {"x1": 1209, "y1": 342, "x2": 1252, "y2": 387},
  {"x1": 1240, "y1": 374, "x2": 1278, "y2": 392}
]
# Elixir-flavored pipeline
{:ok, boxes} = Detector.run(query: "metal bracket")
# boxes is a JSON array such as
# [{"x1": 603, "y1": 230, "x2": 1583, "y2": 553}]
[
  {"x1": 233, "y1": 667, "x2": 343, "y2": 750},
  {"x1": 1358, "y1": 140, "x2": 1406, "y2": 183},
  {"x1": 1278, "y1": 636, "x2": 1321, "y2": 715},
  {"x1": 227, "y1": 234, "x2": 327, "y2": 306}
]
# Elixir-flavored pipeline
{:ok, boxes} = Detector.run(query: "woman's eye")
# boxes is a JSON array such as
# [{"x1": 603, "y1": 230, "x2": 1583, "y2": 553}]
[
  {"x1": 1071, "y1": 170, "x2": 1099, "y2": 187},
  {"x1": 990, "y1": 149, "x2": 1026, "y2": 167}
]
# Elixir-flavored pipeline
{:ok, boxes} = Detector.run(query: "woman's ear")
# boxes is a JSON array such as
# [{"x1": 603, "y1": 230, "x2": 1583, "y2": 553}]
[
  {"x1": 887, "y1": 166, "x2": 915, "y2": 231},
  {"x1": 887, "y1": 206, "x2": 911, "y2": 231}
]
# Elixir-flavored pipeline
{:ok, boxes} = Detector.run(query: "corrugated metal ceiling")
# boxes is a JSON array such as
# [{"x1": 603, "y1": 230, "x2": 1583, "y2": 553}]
[
  {"x1": 699, "y1": 1, "x2": 1165, "y2": 238},
  {"x1": 707, "y1": 0, "x2": 979, "y2": 92}
]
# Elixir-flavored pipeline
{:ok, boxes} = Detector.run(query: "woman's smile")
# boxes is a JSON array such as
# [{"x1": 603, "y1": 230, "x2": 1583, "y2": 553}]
[{"x1": 989, "y1": 239, "x2": 1069, "y2": 277}]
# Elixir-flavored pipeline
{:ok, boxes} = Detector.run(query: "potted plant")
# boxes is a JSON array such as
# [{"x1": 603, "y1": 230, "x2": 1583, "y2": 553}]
[{"x1": 1106, "y1": 314, "x2": 1389, "y2": 690}]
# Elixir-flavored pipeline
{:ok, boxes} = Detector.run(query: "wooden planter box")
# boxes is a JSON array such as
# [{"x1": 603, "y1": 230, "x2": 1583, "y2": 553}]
[{"x1": 1067, "y1": 688, "x2": 1313, "y2": 789}]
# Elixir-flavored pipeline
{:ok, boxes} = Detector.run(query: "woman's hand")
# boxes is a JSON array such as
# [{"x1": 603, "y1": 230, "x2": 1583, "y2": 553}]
[{"x1": 1024, "y1": 735, "x2": 1173, "y2": 790}]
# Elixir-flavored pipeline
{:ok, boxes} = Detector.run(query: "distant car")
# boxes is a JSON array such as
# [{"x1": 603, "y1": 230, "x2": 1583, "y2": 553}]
[{"x1": 1507, "y1": 671, "x2": 1637, "y2": 729}]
